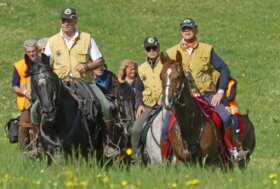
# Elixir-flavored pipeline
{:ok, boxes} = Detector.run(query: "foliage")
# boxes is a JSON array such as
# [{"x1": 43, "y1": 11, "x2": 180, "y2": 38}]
[{"x1": 0, "y1": 0, "x2": 280, "y2": 188}]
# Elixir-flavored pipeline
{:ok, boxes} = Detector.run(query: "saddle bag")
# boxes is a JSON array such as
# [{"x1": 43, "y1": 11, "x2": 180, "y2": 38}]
[{"x1": 4, "y1": 116, "x2": 20, "y2": 143}]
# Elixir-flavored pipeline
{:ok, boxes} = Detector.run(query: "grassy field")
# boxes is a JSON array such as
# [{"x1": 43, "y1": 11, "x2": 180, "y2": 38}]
[{"x1": 0, "y1": 0, "x2": 280, "y2": 188}]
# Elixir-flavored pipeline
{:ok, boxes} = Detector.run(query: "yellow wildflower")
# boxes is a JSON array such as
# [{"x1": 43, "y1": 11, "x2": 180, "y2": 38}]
[
  {"x1": 121, "y1": 179, "x2": 128, "y2": 186},
  {"x1": 185, "y1": 178, "x2": 200, "y2": 186},
  {"x1": 65, "y1": 181, "x2": 76, "y2": 187},
  {"x1": 126, "y1": 148, "x2": 133, "y2": 156},
  {"x1": 269, "y1": 173, "x2": 278, "y2": 179},
  {"x1": 273, "y1": 180, "x2": 278, "y2": 185},
  {"x1": 79, "y1": 179, "x2": 89, "y2": 187},
  {"x1": 171, "y1": 182, "x2": 178, "y2": 188},
  {"x1": 32, "y1": 179, "x2": 41, "y2": 185},
  {"x1": 103, "y1": 176, "x2": 109, "y2": 183}
]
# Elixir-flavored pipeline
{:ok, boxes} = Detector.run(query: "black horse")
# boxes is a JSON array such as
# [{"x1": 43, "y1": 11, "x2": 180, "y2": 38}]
[
  {"x1": 26, "y1": 54, "x2": 103, "y2": 165},
  {"x1": 112, "y1": 81, "x2": 135, "y2": 161}
]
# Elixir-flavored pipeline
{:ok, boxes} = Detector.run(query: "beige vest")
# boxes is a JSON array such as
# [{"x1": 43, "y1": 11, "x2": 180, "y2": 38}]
[
  {"x1": 49, "y1": 32, "x2": 93, "y2": 82},
  {"x1": 138, "y1": 57, "x2": 163, "y2": 107},
  {"x1": 166, "y1": 42, "x2": 220, "y2": 95}
]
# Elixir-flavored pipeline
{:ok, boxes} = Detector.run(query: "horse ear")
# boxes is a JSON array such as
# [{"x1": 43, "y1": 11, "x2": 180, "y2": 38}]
[
  {"x1": 160, "y1": 52, "x2": 166, "y2": 64},
  {"x1": 41, "y1": 53, "x2": 50, "y2": 66},
  {"x1": 176, "y1": 51, "x2": 182, "y2": 63}
]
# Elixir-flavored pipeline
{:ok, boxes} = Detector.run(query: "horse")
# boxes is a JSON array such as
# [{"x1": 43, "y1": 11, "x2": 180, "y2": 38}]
[
  {"x1": 26, "y1": 54, "x2": 103, "y2": 165},
  {"x1": 109, "y1": 81, "x2": 136, "y2": 162},
  {"x1": 159, "y1": 51, "x2": 255, "y2": 168},
  {"x1": 111, "y1": 80, "x2": 164, "y2": 164}
]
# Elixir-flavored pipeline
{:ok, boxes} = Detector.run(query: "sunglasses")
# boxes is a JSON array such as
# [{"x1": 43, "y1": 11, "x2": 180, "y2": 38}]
[{"x1": 145, "y1": 46, "x2": 158, "y2": 52}]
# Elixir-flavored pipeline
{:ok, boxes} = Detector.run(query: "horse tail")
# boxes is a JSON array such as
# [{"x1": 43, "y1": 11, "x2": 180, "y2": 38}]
[{"x1": 245, "y1": 109, "x2": 249, "y2": 116}]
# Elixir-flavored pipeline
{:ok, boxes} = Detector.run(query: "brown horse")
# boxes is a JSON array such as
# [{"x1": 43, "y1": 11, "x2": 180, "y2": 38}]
[{"x1": 160, "y1": 51, "x2": 255, "y2": 168}]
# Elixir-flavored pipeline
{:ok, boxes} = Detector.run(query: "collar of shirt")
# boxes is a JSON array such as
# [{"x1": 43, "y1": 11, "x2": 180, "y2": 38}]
[
  {"x1": 181, "y1": 39, "x2": 195, "y2": 55},
  {"x1": 60, "y1": 29, "x2": 79, "y2": 50}
]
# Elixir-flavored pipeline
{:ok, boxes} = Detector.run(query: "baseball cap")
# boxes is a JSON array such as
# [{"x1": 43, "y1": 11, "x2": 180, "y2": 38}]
[
  {"x1": 180, "y1": 18, "x2": 197, "y2": 29},
  {"x1": 144, "y1": 36, "x2": 160, "y2": 48},
  {"x1": 60, "y1": 8, "x2": 77, "y2": 20}
]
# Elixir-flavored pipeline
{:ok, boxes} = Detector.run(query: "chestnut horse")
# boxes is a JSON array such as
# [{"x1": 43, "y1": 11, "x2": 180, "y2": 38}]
[{"x1": 160, "y1": 51, "x2": 255, "y2": 168}]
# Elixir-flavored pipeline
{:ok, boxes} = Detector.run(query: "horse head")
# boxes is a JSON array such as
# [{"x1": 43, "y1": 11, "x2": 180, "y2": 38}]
[
  {"x1": 115, "y1": 82, "x2": 136, "y2": 132},
  {"x1": 28, "y1": 54, "x2": 60, "y2": 122},
  {"x1": 160, "y1": 51, "x2": 187, "y2": 110}
]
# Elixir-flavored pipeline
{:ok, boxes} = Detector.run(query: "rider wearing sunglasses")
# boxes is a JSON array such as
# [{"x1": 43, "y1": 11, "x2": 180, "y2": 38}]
[{"x1": 131, "y1": 36, "x2": 164, "y2": 162}]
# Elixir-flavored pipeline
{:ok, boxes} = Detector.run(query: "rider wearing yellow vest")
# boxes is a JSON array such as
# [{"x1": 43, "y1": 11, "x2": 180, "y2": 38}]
[
  {"x1": 41, "y1": 8, "x2": 118, "y2": 156},
  {"x1": 166, "y1": 18, "x2": 246, "y2": 160},
  {"x1": 131, "y1": 36, "x2": 163, "y2": 161},
  {"x1": 12, "y1": 39, "x2": 38, "y2": 151}
]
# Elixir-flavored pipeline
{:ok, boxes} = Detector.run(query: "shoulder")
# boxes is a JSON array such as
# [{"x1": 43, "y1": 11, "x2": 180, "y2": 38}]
[
  {"x1": 198, "y1": 42, "x2": 213, "y2": 50},
  {"x1": 14, "y1": 59, "x2": 25, "y2": 67},
  {"x1": 80, "y1": 32, "x2": 91, "y2": 39},
  {"x1": 166, "y1": 43, "x2": 181, "y2": 53}
]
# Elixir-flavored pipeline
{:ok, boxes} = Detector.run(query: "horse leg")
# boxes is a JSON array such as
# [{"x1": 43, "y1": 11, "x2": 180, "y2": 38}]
[{"x1": 169, "y1": 124, "x2": 192, "y2": 163}]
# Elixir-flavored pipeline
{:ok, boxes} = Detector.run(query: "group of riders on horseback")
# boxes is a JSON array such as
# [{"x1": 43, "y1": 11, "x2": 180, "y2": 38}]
[{"x1": 12, "y1": 8, "x2": 254, "y2": 166}]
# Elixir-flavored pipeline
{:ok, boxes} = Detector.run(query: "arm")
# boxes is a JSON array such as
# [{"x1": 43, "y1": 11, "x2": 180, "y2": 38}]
[
  {"x1": 210, "y1": 49, "x2": 230, "y2": 106},
  {"x1": 134, "y1": 75, "x2": 145, "y2": 118},
  {"x1": 76, "y1": 37, "x2": 104, "y2": 73},
  {"x1": 12, "y1": 68, "x2": 31, "y2": 99}
]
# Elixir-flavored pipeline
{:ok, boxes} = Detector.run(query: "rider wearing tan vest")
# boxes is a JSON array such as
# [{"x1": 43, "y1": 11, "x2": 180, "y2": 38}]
[
  {"x1": 131, "y1": 36, "x2": 163, "y2": 161},
  {"x1": 48, "y1": 32, "x2": 93, "y2": 83},
  {"x1": 166, "y1": 18, "x2": 246, "y2": 161}
]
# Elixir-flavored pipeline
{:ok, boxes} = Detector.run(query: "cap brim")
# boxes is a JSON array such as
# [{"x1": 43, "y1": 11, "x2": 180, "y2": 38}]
[{"x1": 180, "y1": 24, "x2": 196, "y2": 29}]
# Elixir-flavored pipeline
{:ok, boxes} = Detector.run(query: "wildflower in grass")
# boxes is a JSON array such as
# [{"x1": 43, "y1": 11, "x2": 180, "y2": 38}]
[
  {"x1": 2, "y1": 174, "x2": 12, "y2": 182},
  {"x1": 228, "y1": 178, "x2": 235, "y2": 183},
  {"x1": 273, "y1": 180, "x2": 278, "y2": 185},
  {"x1": 40, "y1": 169, "x2": 45, "y2": 173},
  {"x1": 103, "y1": 176, "x2": 109, "y2": 183},
  {"x1": 269, "y1": 172, "x2": 278, "y2": 179},
  {"x1": 121, "y1": 179, "x2": 128, "y2": 186},
  {"x1": 126, "y1": 148, "x2": 133, "y2": 156},
  {"x1": 185, "y1": 178, "x2": 200, "y2": 186},
  {"x1": 110, "y1": 183, "x2": 115, "y2": 188},
  {"x1": 96, "y1": 173, "x2": 102, "y2": 178},
  {"x1": 171, "y1": 181, "x2": 178, "y2": 188},
  {"x1": 79, "y1": 179, "x2": 89, "y2": 187},
  {"x1": 32, "y1": 179, "x2": 41, "y2": 185},
  {"x1": 65, "y1": 181, "x2": 76, "y2": 187}
]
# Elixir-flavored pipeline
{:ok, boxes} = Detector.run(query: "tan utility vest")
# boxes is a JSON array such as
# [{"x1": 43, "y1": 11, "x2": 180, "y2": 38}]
[
  {"x1": 138, "y1": 57, "x2": 163, "y2": 107},
  {"x1": 166, "y1": 42, "x2": 220, "y2": 96},
  {"x1": 48, "y1": 32, "x2": 93, "y2": 83},
  {"x1": 13, "y1": 59, "x2": 31, "y2": 111}
]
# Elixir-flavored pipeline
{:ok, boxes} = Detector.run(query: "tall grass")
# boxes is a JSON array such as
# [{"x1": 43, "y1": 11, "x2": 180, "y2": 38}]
[{"x1": 0, "y1": 0, "x2": 280, "y2": 188}]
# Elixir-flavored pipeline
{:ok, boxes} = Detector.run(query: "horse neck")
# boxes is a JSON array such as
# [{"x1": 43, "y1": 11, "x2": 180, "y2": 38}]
[{"x1": 174, "y1": 80, "x2": 202, "y2": 140}]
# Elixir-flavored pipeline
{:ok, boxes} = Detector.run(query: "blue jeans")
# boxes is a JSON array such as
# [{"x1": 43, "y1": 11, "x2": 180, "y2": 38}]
[
  {"x1": 161, "y1": 110, "x2": 172, "y2": 141},
  {"x1": 203, "y1": 93, "x2": 231, "y2": 128}
]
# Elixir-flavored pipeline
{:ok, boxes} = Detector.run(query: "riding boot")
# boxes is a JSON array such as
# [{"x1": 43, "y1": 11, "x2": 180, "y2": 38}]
[
  {"x1": 160, "y1": 139, "x2": 170, "y2": 161},
  {"x1": 225, "y1": 126, "x2": 249, "y2": 161},
  {"x1": 18, "y1": 126, "x2": 30, "y2": 152},
  {"x1": 104, "y1": 120, "x2": 119, "y2": 157}
]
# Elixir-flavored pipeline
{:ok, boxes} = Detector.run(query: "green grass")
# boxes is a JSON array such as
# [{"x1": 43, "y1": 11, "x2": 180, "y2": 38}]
[{"x1": 1, "y1": 0, "x2": 280, "y2": 188}]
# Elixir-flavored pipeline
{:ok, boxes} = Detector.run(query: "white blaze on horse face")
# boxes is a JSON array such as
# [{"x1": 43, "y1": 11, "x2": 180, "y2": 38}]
[
  {"x1": 38, "y1": 78, "x2": 47, "y2": 86},
  {"x1": 165, "y1": 68, "x2": 172, "y2": 106}
]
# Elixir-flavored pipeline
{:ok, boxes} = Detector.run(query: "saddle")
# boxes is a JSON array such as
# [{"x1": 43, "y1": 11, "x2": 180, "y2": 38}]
[
  {"x1": 140, "y1": 105, "x2": 162, "y2": 145},
  {"x1": 62, "y1": 77, "x2": 101, "y2": 122}
]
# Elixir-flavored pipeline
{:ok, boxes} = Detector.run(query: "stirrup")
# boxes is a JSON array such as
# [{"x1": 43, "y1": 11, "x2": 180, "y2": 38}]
[
  {"x1": 104, "y1": 145, "x2": 119, "y2": 157},
  {"x1": 230, "y1": 147, "x2": 250, "y2": 162}
]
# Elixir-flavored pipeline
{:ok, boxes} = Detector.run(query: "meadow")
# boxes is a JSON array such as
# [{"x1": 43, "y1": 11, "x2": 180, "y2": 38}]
[{"x1": 0, "y1": 0, "x2": 280, "y2": 188}]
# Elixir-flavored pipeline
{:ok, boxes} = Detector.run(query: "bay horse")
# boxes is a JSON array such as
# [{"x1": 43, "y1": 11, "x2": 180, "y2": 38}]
[
  {"x1": 26, "y1": 54, "x2": 103, "y2": 165},
  {"x1": 160, "y1": 51, "x2": 255, "y2": 168}
]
